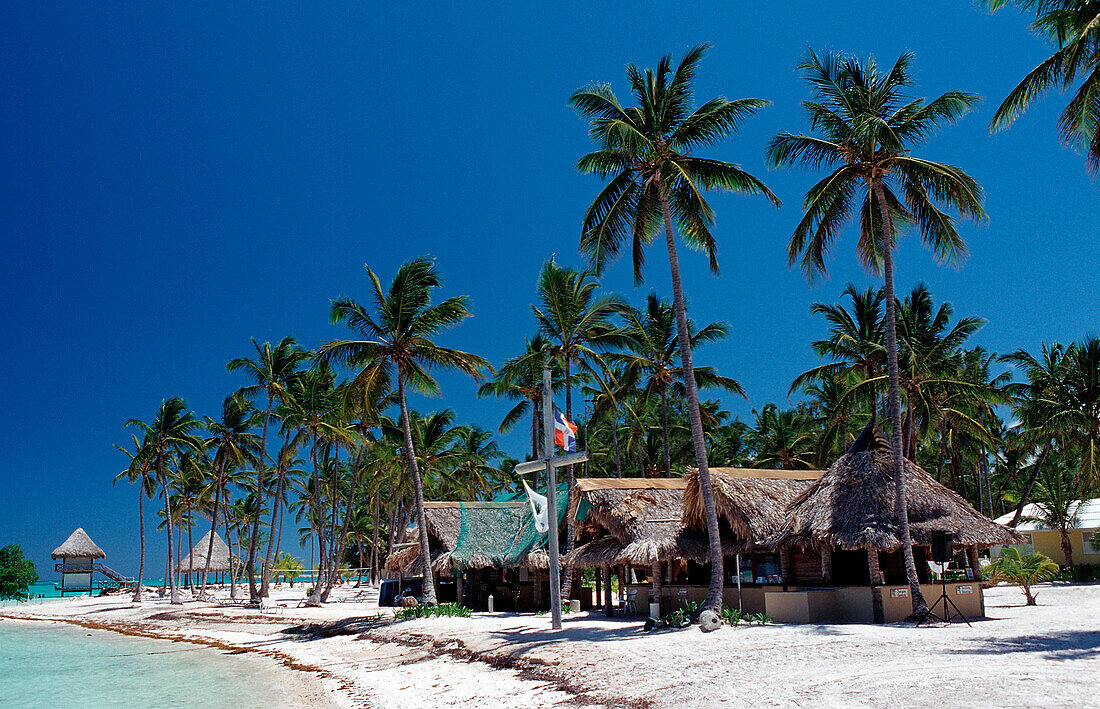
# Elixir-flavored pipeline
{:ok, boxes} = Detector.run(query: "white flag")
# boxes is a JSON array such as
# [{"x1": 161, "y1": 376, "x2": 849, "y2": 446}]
[{"x1": 523, "y1": 480, "x2": 550, "y2": 535}]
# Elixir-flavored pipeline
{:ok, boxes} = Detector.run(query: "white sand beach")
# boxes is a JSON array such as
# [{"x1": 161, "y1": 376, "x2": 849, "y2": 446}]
[{"x1": 3, "y1": 582, "x2": 1098, "y2": 708}]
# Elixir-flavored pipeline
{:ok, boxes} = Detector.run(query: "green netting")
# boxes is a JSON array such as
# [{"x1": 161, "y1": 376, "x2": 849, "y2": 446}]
[{"x1": 450, "y1": 485, "x2": 568, "y2": 571}]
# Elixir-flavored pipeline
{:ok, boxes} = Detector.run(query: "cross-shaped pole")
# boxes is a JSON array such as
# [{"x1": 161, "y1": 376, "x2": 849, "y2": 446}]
[{"x1": 512, "y1": 365, "x2": 588, "y2": 630}]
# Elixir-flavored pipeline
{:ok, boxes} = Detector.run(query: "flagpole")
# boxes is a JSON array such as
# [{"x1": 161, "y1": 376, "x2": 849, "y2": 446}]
[{"x1": 543, "y1": 365, "x2": 563, "y2": 630}]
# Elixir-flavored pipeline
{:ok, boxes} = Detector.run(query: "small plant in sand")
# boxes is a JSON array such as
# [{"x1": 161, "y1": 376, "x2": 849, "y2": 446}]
[
  {"x1": 989, "y1": 547, "x2": 1060, "y2": 606},
  {"x1": 393, "y1": 603, "x2": 472, "y2": 622},
  {"x1": 720, "y1": 606, "x2": 742, "y2": 627}
]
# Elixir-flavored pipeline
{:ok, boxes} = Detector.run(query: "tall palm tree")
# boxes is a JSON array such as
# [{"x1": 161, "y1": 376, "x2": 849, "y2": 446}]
[
  {"x1": 1025, "y1": 453, "x2": 1084, "y2": 568},
  {"x1": 226, "y1": 336, "x2": 309, "y2": 601},
  {"x1": 113, "y1": 434, "x2": 156, "y2": 602},
  {"x1": 200, "y1": 393, "x2": 260, "y2": 596},
  {"x1": 127, "y1": 398, "x2": 203, "y2": 605},
  {"x1": 768, "y1": 49, "x2": 986, "y2": 619},
  {"x1": 571, "y1": 44, "x2": 778, "y2": 611},
  {"x1": 750, "y1": 404, "x2": 817, "y2": 470},
  {"x1": 985, "y1": 0, "x2": 1100, "y2": 173},
  {"x1": 315, "y1": 257, "x2": 490, "y2": 604},
  {"x1": 477, "y1": 334, "x2": 561, "y2": 464},
  {"x1": 532, "y1": 260, "x2": 626, "y2": 592},
  {"x1": 615, "y1": 293, "x2": 742, "y2": 477}
]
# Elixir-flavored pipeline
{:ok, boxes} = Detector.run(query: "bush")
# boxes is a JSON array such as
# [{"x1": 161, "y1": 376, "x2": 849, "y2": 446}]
[
  {"x1": 720, "y1": 606, "x2": 742, "y2": 626},
  {"x1": 989, "y1": 547, "x2": 1059, "y2": 605},
  {"x1": 392, "y1": 602, "x2": 472, "y2": 622},
  {"x1": 0, "y1": 545, "x2": 38, "y2": 601},
  {"x1": 1050, "y1": 564, "x2": 1100, "y2": 583}
]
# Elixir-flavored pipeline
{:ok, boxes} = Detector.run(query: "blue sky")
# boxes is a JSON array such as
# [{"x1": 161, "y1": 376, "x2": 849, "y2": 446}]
[{"x1": 1, "y1": 2, "x2": 1096, "y2": 576}]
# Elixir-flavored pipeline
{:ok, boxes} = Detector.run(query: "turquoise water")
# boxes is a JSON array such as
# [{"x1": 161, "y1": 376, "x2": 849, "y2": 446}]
[{"x1": 0, "y1": 621, "x2": 313, "y2": 708}]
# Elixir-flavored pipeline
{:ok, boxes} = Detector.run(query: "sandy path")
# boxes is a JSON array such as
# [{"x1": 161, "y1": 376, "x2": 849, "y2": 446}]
[{"x1": 4, "y1": 582, "x2": 1097, "y2": 708}]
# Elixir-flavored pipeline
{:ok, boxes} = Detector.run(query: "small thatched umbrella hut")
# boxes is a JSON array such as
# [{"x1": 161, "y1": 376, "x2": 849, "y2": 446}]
[
  {"x1": 766, "y1": 427, "x2": 1024, "y2": 622},
  {"x1": 174, "y1": 531, "x2": 234, "y2": 584},
  {"x1": 383, "y1": 497, "x2": 565, "y2": 610},
  {"x1": 51, "y1": 528, "x2": 106, "y2": 595}
]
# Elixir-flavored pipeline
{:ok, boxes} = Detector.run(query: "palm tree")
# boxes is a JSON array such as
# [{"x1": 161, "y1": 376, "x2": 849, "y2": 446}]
[
  {"x1": 113, "y1": 434, "x2": 156, "y2": 602},
  {"x1": 749, "y1": 404, "x2": 816, "y2": 469},
  {"x1": 768, "y1": 49, "x2": 986, "y2": 619},
  {"x1": 615, "y1": 293, "x2": 742, "y2": 477},
  {"x1": 127, "y1": 398, "x2": 203, "y2": 604},
  {"x1": 989, "y1": 547, "x2": 1060, "y2": 605},
  {"x1": 315, "y1": 257, "x2": 490, "y2": 604},
  {"x1": 531, "y1": 260, "x2": 625, "y2": 592},
  {"x1": 571, "y1": 43, "x2": 779, "y2": 611},
  {"x1": 985, "y1": 0, "x2": 1100, "y2": 173},
  {"x1": 477, "y1": 334, "x2": 561, "y2": 463},
  {"x1": 1026, "y1": 454, "x2": 1084, "y2": 568},
  {"x1": 199, "y1": 393, "x2": 260, "y2": 596},
  {"x1": 226, "y1": 336, "x2": 309, "y2": 601}
]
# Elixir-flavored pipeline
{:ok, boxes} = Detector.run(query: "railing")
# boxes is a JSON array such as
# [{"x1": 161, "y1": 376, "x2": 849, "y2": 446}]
[{"x1": 55, "y1": 563, "x2": 135, "y2": 585}]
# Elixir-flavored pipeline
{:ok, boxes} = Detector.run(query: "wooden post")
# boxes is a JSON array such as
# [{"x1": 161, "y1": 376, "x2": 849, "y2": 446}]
[
  {"x1": 780, "y1": 547, "x2": 791, "y2": 590},
  {"x1": 820, "y1": 545, "x2": 832, "y2": 583},
  {"x1": 603, "y1": 565, "x2": 614, "y2": 616},
  {"x1": 651, "y1": 560, "x2": 662, "y2": 616},
  {"x1": 867, "y1": 548, "x2": 884, "y2": 624},
  {"x1": 456, "y1": 571, "x2": 464, "y2": 606}
]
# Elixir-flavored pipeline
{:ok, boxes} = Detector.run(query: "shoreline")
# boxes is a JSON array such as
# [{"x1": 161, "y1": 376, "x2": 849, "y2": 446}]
[
  {"x1": 3, "y1": 582, "x2": 1099, "y2": 708},
  {"x1": 0, "y1": 612, "x2": 348, "y2": 708}
]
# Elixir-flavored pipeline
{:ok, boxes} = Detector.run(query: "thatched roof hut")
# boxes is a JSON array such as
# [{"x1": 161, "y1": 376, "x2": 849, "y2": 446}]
[
  {"x1": 767, "y1": 431, "x2": 1025, "y2": 551},
  {"x1": 384, "y1": 499, "x2": 562, "y2": 575},
  {"x1": 681, "y1": 468, "x2": 822, "y2": 546},
  {"x1": 174, "y1": 531, "x2": 234, "y2": 574},
  {"x1": 51, "y1": 528, "x2": 106, "y2": 559},
  {"x1": 568, "y1": 478, "x2": 741, "y2": 567}
]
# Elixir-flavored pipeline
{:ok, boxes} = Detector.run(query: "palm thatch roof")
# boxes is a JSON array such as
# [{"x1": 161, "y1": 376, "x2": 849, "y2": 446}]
[
  {"x1": 681, "y1": 468, "x2": 821, "y2": 545},
  {"x1": 567, "y1": 478, "x2": 742, "y2": 567},
  {"x1": 383, "y1": 499, "x2": 562, "y2": 574},
  {"x1": 767, "y1": 431, "x2": 1026, "y2": 551},
  {"x1": 174, "y1": 531, "x2": 234, "y2": 573},
  {"x1": 51, "y1": 528, "x2": 106, "y2": 559}
]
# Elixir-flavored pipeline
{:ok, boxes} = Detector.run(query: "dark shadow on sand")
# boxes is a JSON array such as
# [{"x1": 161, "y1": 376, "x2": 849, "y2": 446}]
[{"x1": 951, "y1": 630, "x2": 1100, "y2": 661}]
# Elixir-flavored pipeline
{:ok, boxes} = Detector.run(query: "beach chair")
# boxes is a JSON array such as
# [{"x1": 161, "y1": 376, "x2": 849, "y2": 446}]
[
  {"x1": 624, "y1": 589, "x2": 639, "y2": 615},
  {"x1": 260, "y1": 600, "x2": 286, "y2": 616}
]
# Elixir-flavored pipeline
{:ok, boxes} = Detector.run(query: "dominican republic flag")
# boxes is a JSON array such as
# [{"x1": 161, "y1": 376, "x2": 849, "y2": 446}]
[{"x1": 553, "y1": 407, "x2": 577, "y2": 453}]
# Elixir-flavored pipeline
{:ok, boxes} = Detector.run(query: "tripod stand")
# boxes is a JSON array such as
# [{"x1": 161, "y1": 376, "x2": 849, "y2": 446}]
[{"x1": 923, "y1": 561, "x2": 971, "y2": 626}]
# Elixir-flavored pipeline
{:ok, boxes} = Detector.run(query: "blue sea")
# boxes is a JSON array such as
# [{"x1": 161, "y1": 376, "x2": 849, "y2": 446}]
[{"x1": 0, "y1": 620, "x2": 317, "y2": 708}]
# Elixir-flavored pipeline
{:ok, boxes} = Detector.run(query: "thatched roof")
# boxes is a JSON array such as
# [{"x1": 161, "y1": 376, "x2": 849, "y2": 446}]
[
  {"x1": 51, "y1": 528, "x2": 106, "y2": 559},
  {"x1": 383, "y1": 498, "x2": 562, "y2": 574},
  {"x1": 568, "y1": 478, "x2": 743, "y2": 567},
  {"x1": 174, "y1": 531, "x2": 234, "y2": 573},
  {"x1": 681, "y1": 468, "x2": 821, "y2": 545},
  {"x1": 767, "y1": 432, "x2": 1026, "y2": 551}
]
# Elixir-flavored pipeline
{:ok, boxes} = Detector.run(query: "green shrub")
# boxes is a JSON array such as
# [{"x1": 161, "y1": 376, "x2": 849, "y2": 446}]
[
  {"x1": 392, "y1": 602, "x2": 472, "y2": 622},
  {"x1": 0, "y1": 545, "x2": 38, "y2": 602},
  {"x1": 745, "y1": 612, "x2": 774, "y2": 625},
  {"x1": 1050, "y1": 564, "x2": 1100, "y2": 583},
  {"x1": 720, "y1": 606, "x2": 742, "y2": 626},
  {"x1": 989, "y1": 548, "x2": 1060, "y2": 605}
]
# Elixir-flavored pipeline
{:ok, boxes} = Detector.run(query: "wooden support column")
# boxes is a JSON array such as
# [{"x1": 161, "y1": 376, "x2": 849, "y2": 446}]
[
  {"x1": 780, "y1": 547, "x2": 791, "y2": 589},
  {"x1": 603, "y1": 565, "x2": 614, "y2": 616},
  {"x1": 456, "y1": 571, "x2": 464, "y2": 607},
  {"x1": 651, "y1": 560, "x2": 662, "y2": 616},
  {"x1": 820, "y1": 545, "x2": 832, "y2": 583},
  {"x1": 867, "y1": 548, "x2": 885, "y2": 624}
]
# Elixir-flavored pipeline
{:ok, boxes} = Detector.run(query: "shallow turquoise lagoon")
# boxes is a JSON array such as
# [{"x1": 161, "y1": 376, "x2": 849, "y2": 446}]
[{"x1": 0, "y1": 621, "x2": 307, "y2": 708}]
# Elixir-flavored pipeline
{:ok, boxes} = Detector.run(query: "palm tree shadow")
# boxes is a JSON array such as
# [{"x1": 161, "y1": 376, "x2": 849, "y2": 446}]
[{"x1": 951, "y1": 630, "x2": 1100, "y2": 661}]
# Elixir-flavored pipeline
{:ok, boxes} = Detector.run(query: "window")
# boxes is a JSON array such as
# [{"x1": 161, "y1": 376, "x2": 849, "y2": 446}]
[
  {"x1": 1083, "y1": 529, "x2": 1100, "y2": 555},
  {"x1": 752, "y1": 552, "x2": 783, "y2": 584}
]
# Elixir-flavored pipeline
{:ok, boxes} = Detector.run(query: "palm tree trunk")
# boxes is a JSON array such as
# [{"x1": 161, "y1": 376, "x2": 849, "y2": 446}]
[
  {"x1": 659, "y1": 190, "x2": 724, "y2": 612},
  {"x1": 323, "y1": 457, "x2": 363, "y2": 601},
  {"x1": 398, "y1": 370, "x2": 438, "y2": 604},
  {"x1": 660, "y1": 384, "x2": 668, "y2": 479},
  {"x1": 261, "y1": 432, "x2": 291, "y2": 599},
  {"x1": 1061, "y1": 529, "x2": 1074, "y2": 568},
  {"x1": 226, "y1": 516, "x2": 237, "y2": 599},
  {"x1": 874, "y1": 178, "x2": 929, "y2": 619},
  {"x1": 200, "y1": 456, "x2": 227, "y2": 598},
  {"x1": 186, "y1": 521, "x2": 194, "y2": 591},
  {"x1": 611, "y1": 411, "x2": 623, "y2": 478},
  {"x1": 159, "y1": 455, "x2": 180, "y2": 605},
  {"x1": 306, "y1": 431, "x2": 328, "y2": 606},
  {"x1": 370, "y1": 492, "x2": 381, "y2": 585},
  {"x1": 133, "y1": 482, "x2": 146, "y2": 602},
  {"x1": 248, "y1": 392, "x2": 274, "y2": 602},
  {"x1": 1009, "y1": 440, "x2": 1054, "y2": 527},
  {"x1": 561, "y1": 359, "x2": 578, "y2": 599}
]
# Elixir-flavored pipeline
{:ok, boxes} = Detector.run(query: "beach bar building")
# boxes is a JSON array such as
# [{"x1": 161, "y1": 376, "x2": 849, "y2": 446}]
[
  {"x1": 51, "y1": 528, "x2": 108, "y2": 595},
  {"x1": 384, "y1": 493, "x2": 567, "y2": 611}
]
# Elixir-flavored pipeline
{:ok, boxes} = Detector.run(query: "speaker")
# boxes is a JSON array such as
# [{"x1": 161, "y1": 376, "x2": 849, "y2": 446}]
[{"x1": 931, "y1": 531, "x2": 953, "y2": 563}]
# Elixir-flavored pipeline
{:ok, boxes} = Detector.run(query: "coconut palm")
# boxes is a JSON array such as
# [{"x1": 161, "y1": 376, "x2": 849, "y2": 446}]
[
  {"x1": 113, "y1": 434, "x2": 156, "y2": 602},
  {"x1": 315, "y1": 257, "x2": 490, "y2": 604},
  {"x1": 199, "y1": 392, "x2": 261, "y2": 596},
  {"x1": 985, "y1": 0, "x2": 1100, "y2": 173},
  {"x1": 768, "y1": 49, "x2": 986, "y2": 619},
  {"x1": 989, "y1": 546, "x2": 1060, "y2": 605},
  {"x1": 1025, "y1": 455, "x2": 1085, "y2": 567},
  {"x1": 271, "y1": 552, "x2": 305, "y2": 587},
  {"x1": 226, "y1": 336, "x2": 309, "y2": 601},
  {"x1": 477, "y1": 334, "x2": 562, "y2": 463},
  {"x1": 127, "y1": 398, "x2": 203, "y2": 604},
  {"x1": 750, "y1": 404, "x2": 817, "y2": 470},
  {"x1": 614, "y1": 293, "x2": 742, "y2": 477},
  {"x1": 570, "y1": 44, "x2": 777, "y2": 609},
  {"x1": 531, "y1": 260, "x2": 626, "y2": 591}
]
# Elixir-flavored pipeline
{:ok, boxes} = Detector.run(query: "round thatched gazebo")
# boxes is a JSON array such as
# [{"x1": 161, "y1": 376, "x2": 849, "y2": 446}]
[
  {"x1": 174, "y1": 531, "x2": 234, "y2": 583},
  {"x1": 51, "y1": 528, "x2": 106, "y2": 595}
]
